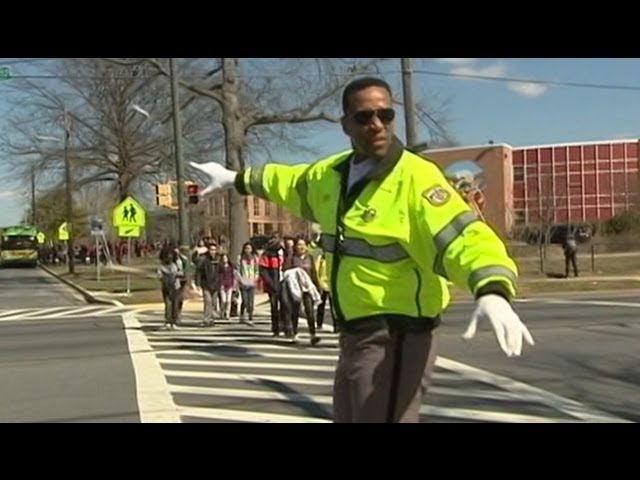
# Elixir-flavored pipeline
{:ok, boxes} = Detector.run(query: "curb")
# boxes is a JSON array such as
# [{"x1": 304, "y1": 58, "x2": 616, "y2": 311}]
[{"x1": 39, "y1": 265, "x2": 123, "y2": 307}]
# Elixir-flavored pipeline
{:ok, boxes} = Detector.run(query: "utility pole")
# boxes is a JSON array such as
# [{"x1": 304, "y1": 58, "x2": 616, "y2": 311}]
[
  {"x1": 63, "y1": 108, "x2": 75, "y2": 275},
  {"x1": 169, "y1": 58, "x2": 189, "y2": 249},
  {"x1": 221, "y1": 58, "x2": 251, "y2": 261},
  {"x1": 401, "y1": 58, "x2": 418, "y2": 148},
  {"x1": 30, "y1": 164, "x2": 36, "y2": 226}
]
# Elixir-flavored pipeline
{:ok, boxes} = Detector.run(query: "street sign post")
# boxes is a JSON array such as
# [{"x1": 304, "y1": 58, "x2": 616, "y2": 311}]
[{"x1": 112, "y1": 197, "x2": 146, "y2": 296}]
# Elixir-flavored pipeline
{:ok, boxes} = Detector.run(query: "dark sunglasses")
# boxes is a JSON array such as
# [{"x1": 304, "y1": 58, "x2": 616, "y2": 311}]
[{"x1": 351, "y1": 108, "x2": 395, "y2": 126}]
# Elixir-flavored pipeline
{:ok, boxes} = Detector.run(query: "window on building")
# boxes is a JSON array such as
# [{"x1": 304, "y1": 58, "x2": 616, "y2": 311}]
[
  {"x1": 514, "y1": 210, "x2": 526, "y2": 225},
  {"x1": 514, "y1": 166, "x2": 525, "y2": 182},
  {"x1": 253, "y1": 198, "x2": 260, "y2": 216},
  {"x1": 264, "y1": 202, "x2": 271, "y2": 217},
  {"x1": 222, "y1": 197, "x2": 228, "y2": 217},
  {"x1": 214, "y1": 199, "x2": 221, "y2": 217}
]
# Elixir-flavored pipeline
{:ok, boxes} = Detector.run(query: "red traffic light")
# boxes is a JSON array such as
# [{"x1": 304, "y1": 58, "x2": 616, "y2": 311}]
[{"x1": 187, "y1": 183, "x2": 200, "y2": 204}]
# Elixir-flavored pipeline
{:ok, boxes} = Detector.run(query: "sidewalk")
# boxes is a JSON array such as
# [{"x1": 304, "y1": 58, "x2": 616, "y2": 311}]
[
  {"x1": 519, "y1": 274, "x2": 640, "y2": 283},
  {"x1": 42, "y1": 262, "x2": 640, "y2": 312},
  {"x1": 131, "y1": 292, "x2": 273, "y2": 316}
]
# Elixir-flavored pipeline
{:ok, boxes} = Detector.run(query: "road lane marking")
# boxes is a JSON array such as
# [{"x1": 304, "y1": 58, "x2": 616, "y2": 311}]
[
  {"x1": 122, "y1": 312, "x2": 181, "y2": 423},
  {"x1": 436, "y1": 357, "x2": 631, "y2": 423}
]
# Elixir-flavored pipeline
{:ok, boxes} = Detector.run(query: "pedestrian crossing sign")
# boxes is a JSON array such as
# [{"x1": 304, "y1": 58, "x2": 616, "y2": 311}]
[
  {"x1": 58, "y1": 222, "x2": 69, "y2": 241},
  {"x1": 36, "y1": 232, "x2": 46, "y2": 244},
  {"x1": 113, "y1": 196, "x2": 146, "y2": 228}
]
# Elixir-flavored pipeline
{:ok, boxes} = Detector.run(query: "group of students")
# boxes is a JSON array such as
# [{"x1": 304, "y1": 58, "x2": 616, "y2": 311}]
[
  {"x1": 156, "y1": 242, "x2": 258, "y2": 330},
  {"x1": 156, "y1": 234, "x2": 333, "y2": 344},
  {"x1": 259, "y1": 234, "x2": 332, "y2": 347},
  {"x1": 192, "y1": 240, "x2": 260, "y2": 326}
]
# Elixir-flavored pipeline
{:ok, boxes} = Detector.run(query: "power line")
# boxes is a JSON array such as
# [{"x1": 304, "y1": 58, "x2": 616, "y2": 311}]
[
  {"x1": 6, "y1": 69, "x2": 640, "y2": 93},
  {"x1": 413, "y1": 69, "x2": 640, "y2": 92}
]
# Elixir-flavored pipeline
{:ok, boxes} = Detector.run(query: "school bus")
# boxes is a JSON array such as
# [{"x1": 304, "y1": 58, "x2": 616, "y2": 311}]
[{"x1": 0, "y1": 225, "x2": 39, "y2": 267}]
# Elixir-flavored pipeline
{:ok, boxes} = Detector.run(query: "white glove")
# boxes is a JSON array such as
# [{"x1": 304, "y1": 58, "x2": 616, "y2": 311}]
[
  {"x1": 462, "y1": 294, "x2": 535, "y2": 357},
  {"x1": 189, "y1": 162, "x2": 238, "y2": 196}
]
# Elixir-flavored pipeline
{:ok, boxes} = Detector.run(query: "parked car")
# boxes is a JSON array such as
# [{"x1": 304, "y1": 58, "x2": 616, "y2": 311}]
[{"x1": 526, "y1": 224, "x2": 592, "y2": 245}]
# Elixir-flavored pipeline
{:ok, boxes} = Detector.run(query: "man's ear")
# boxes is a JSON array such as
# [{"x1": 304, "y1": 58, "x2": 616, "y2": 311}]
[{"x1": 341, "y1": 116, "x2": 350, "y2": 137}]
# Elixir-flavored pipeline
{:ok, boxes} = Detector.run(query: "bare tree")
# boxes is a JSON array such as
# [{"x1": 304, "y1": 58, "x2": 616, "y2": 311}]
[
  {"x1": 99, "y1": 58, "x2": 459, "y2": 258},
  {"x1": 536, "y1": 170, "x2": 558, "y2": 272},
  {"x1": 0, "y1": 59, "x2": 224, "y2": 210},
  {"x1": 25, "y1": 186, "x2": 90, "y2": 240},
  {"x1": 101, "y1": 58, "x2": 388, "y2": 257}
]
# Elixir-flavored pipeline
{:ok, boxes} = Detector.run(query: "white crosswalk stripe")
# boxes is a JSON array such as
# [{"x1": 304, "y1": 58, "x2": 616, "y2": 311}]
[
  {"x1": 0, "y1": 305, "x2": 133, "y2": 321},
  {"x1": 133, "y1": 312, "x2": 626, "y2": 423}
]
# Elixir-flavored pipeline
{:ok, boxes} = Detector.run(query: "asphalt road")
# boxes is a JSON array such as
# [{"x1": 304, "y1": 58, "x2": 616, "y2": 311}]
[
  {"x1": 1, "y1": 266, "x2": 637, "y2": 422},
  {"x1": 0, "y1": 267, "x2": 140, "y2": 422},
  {"x1": 437, "y1": 293, "x2": 640, "y2": 422},
  {"x1": 0, "y1": 265, "x2": 84, "y2": 308}
]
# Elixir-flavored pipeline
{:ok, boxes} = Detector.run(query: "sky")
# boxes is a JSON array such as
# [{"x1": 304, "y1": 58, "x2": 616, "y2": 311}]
[{"x1": 2, "y1": 58, "x2": 640, "y2": 227}]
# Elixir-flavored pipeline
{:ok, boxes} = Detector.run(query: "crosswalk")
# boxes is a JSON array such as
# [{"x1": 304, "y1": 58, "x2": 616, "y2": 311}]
[
  {"x1": 2, "y1": 304, "x2": 627, "y2": 422},
  {"x1": 133, "y1": 311, "x2": 626, "y2": 423},
  {"x1": 0, "y1": 305, "x2": 133, "y2": 322}
]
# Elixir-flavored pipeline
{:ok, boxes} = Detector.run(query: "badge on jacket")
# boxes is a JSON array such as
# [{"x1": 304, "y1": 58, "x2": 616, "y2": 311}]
[
  {"x1": 423, "y1": 185, "x2": 451, "y2": 206},
  {"x1": 362, "y1": 207, "x2": 377, "y2": 222}
]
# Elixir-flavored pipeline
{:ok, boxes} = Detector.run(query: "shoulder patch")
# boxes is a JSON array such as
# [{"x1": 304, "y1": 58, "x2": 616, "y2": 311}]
[{"x1": 422, "y1": 185, "x2": 451, "y2": 206}]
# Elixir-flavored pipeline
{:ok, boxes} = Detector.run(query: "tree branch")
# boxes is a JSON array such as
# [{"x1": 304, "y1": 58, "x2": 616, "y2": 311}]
[{"x1": 248, "y1": 111, "x2": 339, "y2": 130}]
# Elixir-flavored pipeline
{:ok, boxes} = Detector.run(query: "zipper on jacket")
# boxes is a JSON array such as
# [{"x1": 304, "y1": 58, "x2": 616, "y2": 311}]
[{"x1": 330, "y1": 157, "x2": 374, "y2": 328}]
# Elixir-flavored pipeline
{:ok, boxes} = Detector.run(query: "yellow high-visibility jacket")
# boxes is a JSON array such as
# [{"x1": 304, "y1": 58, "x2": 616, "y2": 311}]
[{"x1": 235, "y1": 137, "x2": 517, "y2": 331}]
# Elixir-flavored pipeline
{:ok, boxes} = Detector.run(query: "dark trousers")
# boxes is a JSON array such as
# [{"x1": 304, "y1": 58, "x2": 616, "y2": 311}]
[
  {"x1": 161, "y1": 286, "x2": 182, "y2": 325},
  {"x1": 240, "y1": 286, "x2": 256, "y2": 320},
  {"x1": 268, "y1": 291, "x2": 281, "y2": 334},
  {"x1": 565, "y1": 252, "x2": 578, "y2": 277},
  {"x1": 281, "y1": 287, "x2": 316, "y2": 337},
  {"x1": 333, "y1": 327, "x2": 436, "y2": 423},
  {"x1": 316, "y1": 290, "x2": 333, "y2": 329}
]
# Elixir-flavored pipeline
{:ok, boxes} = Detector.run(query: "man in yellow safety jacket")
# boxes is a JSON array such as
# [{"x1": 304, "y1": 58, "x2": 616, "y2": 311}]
[{"x1": 191, "y1": 77, "x2": 535, "y2": 423}]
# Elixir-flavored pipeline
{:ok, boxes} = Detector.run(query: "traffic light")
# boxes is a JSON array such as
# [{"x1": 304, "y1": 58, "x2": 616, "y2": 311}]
[
  {"x1": 187, "y1": 183, "x2": 200, "y2": 204},
  {"x1": 155, "y1": 183, "x2": 173, "y2": 207}
]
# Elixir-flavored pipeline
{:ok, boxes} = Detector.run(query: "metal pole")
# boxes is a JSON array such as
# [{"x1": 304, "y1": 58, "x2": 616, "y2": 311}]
[
  {"x1": 63, "y1": 108, "x2": 75, "y2": 275},
  {"x1": 126, "y1": 237, "x2": 131, "y2": 296},
  {"x1": 538, "y1": 242, "x2": 544, "y2": 273},
  {"x1": 401, "y1": 58, "x2": 418, "y2": 148},
  {"x1": 31, "y1": 164, "x2": 36, "y2": 226},
  {"x1": 96, "y1": 235, "x2": 100, "y2": 282},
  {"x1": 169, "y1": 58, "x2": 189, "y2": 250}
]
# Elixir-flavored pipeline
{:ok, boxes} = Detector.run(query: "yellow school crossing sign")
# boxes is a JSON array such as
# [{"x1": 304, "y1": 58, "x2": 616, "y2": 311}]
[
  {"x1": 36, "y1": 232, "x2": 46, "y2": 244},
  {"x1": 112, "y1": 196, "x2": 146, "y2": 228},
  {"x1": 58, "y1": 222, "x2": 70, "y2": 241}
]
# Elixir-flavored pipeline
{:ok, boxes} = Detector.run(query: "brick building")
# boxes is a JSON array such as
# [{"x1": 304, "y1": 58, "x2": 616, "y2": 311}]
[
  {"x1": 199, "y1": 192, "x2": 313, "y2": 239},
  {"x1": 422, "y1": 139, "x2": 640, "y2": 238}
]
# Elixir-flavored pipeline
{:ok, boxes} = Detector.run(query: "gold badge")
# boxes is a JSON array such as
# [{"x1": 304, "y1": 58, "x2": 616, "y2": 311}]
[
  {"x1": 362, "y1": 207, "x2": 377, "y2": 222},
  {"x1": 423, "y1": 185, "x2": 451, "y2": 206}
]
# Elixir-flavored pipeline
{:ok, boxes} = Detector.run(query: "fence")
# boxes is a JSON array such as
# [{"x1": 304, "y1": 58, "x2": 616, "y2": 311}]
[{"x1": 507, "y1": 241, "x2": 640, "y2": 276}]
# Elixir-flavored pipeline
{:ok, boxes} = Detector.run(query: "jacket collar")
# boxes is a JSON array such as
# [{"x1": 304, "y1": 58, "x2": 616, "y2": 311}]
[{"x1": 333, "y1": 135, "x2": 405, "y2": 181}]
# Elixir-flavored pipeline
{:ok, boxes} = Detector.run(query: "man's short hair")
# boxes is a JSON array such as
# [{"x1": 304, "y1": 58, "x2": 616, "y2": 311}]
[{"x1": 342, "y1": 77, "x2": 393, "y2": 114}]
